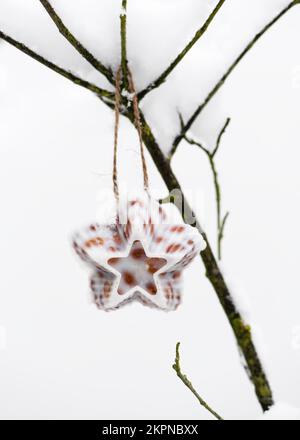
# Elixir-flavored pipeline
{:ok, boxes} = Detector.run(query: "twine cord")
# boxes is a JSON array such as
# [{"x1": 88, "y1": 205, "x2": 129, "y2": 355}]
[
  {"x1": 127, "y1": 69, "x2": 149, "y2": 193},
  {"x1": 113, "y1": 66, "x2": 122, "y2": 201},
  {"x1": 112, "y1": 67, "x2": 149, "y2": 201}
]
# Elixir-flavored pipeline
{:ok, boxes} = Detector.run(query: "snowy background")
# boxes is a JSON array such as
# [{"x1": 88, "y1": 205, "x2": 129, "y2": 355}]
[{"x1": 0, "y1": 0, "x2": 300, "y2": 420}]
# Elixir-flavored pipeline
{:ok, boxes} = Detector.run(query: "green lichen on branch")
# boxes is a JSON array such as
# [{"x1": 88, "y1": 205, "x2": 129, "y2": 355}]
[
  {"x1": 173, "y1": 343, "x2": 223, "y2": 420},
  {"x1": 200, "y1": 239, "x2": 273, "y2": 411},
  {"x1": 232, "y1": 318, "x2": 273, "y2": 403}
]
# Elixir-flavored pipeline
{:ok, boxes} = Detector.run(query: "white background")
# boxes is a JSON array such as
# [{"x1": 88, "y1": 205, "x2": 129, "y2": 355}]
[{"x1": 0, "y1": 0, "x2": 300, "y2": 420}]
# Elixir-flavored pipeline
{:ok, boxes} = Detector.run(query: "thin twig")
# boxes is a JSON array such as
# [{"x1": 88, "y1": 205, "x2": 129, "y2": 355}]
[
  {"x1": 39, "y1": 0, "x2": 114, "y2": 85},
  {"x1": 171, "y1": 0, "x2": 300, "y2": 155},
  {"x1": 0, "y1": 30, "x2": 113, "y2": 99},
  {"x1": 219, "y1": 211, "x2": 230, "y2": 259},
  {"x1": 209, "y1": 156, "x2": 223, "y2": 258},
  {"x1": 184, "y1": 118, "x2": 230, "y2": 260},
  {"x1": 120, "y1": 0, "x2": 129, "y2": 91},
  {"x1": 213, "y1": 117, "x2": 231, "y2": 157},
  {"x1": 172, "y1": 343, "x2": 223, "y2": 420},
  {"x1": 138, "y1": 0, "x2": 227, "y2": 100}
]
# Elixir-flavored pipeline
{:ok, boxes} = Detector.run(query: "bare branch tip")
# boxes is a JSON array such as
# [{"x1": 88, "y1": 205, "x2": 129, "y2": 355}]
[
  {"x1": 178, "y1": 112, "x2": 185, "y2": 130},
  {"x1": 138, "y1": 0, "x2": 226, "y2": 100},
  {"x1": 174, "y1": 0, "x2": 298, "y2": 150}
]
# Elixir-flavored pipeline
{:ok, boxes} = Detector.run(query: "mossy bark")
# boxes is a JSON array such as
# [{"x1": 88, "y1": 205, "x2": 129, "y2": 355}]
[{"x1": 136, "y1": 110, "x2": 273, "y2": 411}]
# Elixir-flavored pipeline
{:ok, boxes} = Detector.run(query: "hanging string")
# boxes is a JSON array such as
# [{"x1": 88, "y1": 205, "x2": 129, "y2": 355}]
[
  {"x1": 113, "y1": 66, "x2": 149, "y2": 202},
  {"x1": 127, "y1": 69, "x2": 149, "y2": 193},
  {"x1": 113, "y1": 66, "x2": 122, "y2": 202}
]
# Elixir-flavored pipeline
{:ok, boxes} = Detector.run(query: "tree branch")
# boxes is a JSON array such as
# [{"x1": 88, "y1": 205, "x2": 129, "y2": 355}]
[
  {"x1": 173, "y1": 343, "x2": 223, "y2": 420},
  {"x1": 137, "y1": 0, "x2": 227, "y2": 100},
  {"x1": 127, "y1": 108, "x2": 273, "y2": 412},
  {"x1": 39, "y1": 0, "x2": 114, "y2": 85},
  {"x1": 171, "y1": 0, "x2": 300, "y2": 154},
  {"x1": 0, "y1": 30, "x2": 114, "y2": 99},
  {"x1": 120, "y1": 0, "x2": 129, "y2": 91}
]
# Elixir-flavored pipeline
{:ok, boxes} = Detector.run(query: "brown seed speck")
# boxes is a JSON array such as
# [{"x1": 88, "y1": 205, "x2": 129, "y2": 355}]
[
  {"x1": 146, "y1": 282, "x2": 157, "y2": 295},
  {"x1": 131, "y1": 247, "x2": 145, "y2": 259},
  {"x1": 108, "y1": 257, "x2": 121, "y2": 265},
  {"x1": 166, "y1": 243, "x2": 181, "y2": 253},
  {"x1": 170, "y1": 226, "x2": 185, "y2": 233},
  {"x1": 113, "y1": 234, "x2": 122, "y2": 245},
  {"x1": 123, "y1": 271, "x2": 136, "y2": 286}
]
